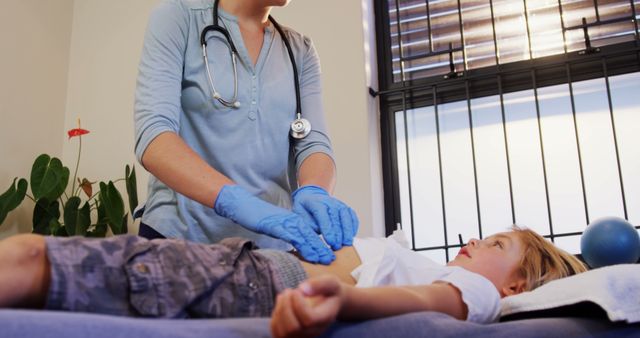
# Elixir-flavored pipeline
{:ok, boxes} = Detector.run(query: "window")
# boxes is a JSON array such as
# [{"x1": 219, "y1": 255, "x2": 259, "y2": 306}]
[{"x1": 373, "y1": 0, "x2": 640, "y2": 263}]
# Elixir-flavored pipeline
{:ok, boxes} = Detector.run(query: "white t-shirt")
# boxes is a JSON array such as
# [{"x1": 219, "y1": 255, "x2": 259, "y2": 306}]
[{"x1": 351, "y1": 231, "x2": 501, "y2": 324}]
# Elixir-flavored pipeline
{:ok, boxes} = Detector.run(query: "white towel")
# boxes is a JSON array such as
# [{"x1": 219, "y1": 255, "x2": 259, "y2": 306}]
[{"x1": 500, "y1": 264, "x2": 640, "y2": 323}]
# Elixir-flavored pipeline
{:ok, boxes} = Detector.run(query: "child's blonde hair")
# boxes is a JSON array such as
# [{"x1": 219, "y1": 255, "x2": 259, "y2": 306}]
[{"x1": 511, "y1": 225, "x2": 587, "y2": 291}]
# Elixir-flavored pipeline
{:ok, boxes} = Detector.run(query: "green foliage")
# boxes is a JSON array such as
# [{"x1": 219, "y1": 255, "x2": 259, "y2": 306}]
[
  {"x1": 64, "y1": 196, "x2": 91, "y2": 236},
  {"x1": 0, "y1": 178, "x2": 28, "y2": 224},
  {"x1": 30, "y1": 154, "x2": 69, "y2": 201},
  {"x1": 99, "y1": 181, "x2": 127, "y2": 235},
  {"x1": 0, "y1": 154, "x2": 137, "y2": 237},
  {"x1": 125, "y1": 165, "x2": 138, "y2": 216},
  {"x1": 32, "y1": 198, "x2": 61, "y2": 235}
]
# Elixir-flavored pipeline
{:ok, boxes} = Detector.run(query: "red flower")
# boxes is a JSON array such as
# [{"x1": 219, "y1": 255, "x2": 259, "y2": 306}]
[{"x1": 68, "y1": 128, "x2": 89, "y2": 139}]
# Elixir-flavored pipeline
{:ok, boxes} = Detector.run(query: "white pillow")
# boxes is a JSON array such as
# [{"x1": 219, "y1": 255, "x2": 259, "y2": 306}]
[{"x1": 500, "y1": 264, "x2": 640, "y2": 323}]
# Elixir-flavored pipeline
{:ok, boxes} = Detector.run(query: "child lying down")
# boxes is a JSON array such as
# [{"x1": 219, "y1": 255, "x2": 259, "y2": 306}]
[
  {"x1": 0, "y1": 226, "x2": 585, "y2": 338},
  {"x1": 270, "y1": 226, "x2": 588, "y2": 337}
]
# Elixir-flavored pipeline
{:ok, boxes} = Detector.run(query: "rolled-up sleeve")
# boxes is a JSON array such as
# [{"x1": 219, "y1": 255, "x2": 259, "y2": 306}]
[
  {"x1": 290, "y1": 35, "x2": 335, "y2": 173},
  {"x1": 437, "y1": 267, "x2": 501, "y2": 324},
  {"x1": 134, "y1": 0, "x2": 189, "y2": 163}
]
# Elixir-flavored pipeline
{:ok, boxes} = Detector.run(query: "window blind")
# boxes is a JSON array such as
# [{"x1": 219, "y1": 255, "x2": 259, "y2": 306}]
[{"x1": 388, "y1": 0, "x2": 640, "y2": 82}]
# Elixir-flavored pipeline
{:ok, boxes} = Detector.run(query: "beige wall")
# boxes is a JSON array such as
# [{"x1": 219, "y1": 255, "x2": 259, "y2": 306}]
[
  {"x1": 0, "y1": 1, "x2": 74, "y2": 238},
  {"x1": 61, "y1": 0, "x2": 160, "y2": 235},
  {"x1": 273, "y1": 1, "x2": 384, "y2": 237},
  {"x1": 0, "y1": 0, "x2": 385, "y2": 238}
]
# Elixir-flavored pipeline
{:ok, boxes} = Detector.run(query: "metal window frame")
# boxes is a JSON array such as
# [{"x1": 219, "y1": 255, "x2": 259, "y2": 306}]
[{"x1": 373, "y1": 0, "x2": 640, "y2": 252}]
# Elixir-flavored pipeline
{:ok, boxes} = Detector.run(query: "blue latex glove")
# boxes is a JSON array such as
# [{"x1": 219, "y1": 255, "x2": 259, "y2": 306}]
[
  {"x1": 291, "y1": 185, "x2": 359, "y2": 250},
  {"x1": 214, "y1": 185, "x2": 335, "y2": 264}
]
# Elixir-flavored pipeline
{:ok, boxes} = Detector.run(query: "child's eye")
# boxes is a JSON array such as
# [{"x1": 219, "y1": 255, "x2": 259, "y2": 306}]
[{"x1": 493, "y1": 240, "x2": 504, "y2": 249}]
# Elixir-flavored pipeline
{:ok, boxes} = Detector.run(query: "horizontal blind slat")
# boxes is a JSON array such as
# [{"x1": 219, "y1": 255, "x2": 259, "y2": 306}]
[{"x1": 388, "y1": 0, "x2": 639, "y2": 83}]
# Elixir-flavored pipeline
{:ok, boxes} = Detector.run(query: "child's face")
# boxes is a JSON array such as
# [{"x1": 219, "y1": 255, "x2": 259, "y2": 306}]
[{"x1": 447, "y1": 231, "x2": 525, "y2": 297}]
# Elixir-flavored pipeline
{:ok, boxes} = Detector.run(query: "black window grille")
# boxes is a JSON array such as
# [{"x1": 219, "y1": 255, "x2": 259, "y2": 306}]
[{"x1": 372, "y1": 0, "x2": 640, "y2": 263}]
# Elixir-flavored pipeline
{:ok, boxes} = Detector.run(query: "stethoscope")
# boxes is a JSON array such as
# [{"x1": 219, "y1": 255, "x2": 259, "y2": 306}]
[{"x1": 199, "y1": 0, "x2": 311, "y2": 139}]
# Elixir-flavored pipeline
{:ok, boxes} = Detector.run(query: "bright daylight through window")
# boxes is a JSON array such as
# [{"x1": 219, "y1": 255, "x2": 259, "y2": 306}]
[{"x1": 373, "y1": 0, "x2": 640, "y2": 263}]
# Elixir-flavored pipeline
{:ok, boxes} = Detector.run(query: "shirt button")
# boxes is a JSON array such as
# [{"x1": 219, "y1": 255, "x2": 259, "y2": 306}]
[
  {"x1": 135, "y1": 263, "x2": 149, "y2": 274},
  {"x1": 249, "y1": 282, "x2": 257, "y2": 289},
  {"x1": 251, "y1": 100, "x2": 256, "y2": 105},
  {"x1": 248, "y1": 111, "x2": 256, "y2": 121}
]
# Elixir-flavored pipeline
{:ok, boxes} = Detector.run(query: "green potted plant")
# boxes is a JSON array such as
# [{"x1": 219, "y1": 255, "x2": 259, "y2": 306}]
[{"x1": 0, "y1": 119, "x2": 138, "y2": 237}]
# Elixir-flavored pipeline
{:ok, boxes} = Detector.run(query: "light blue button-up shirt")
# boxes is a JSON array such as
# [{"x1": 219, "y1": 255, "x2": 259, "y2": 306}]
[{"x1": 134, "y1": 0, "x2": 334, "y2": 249}]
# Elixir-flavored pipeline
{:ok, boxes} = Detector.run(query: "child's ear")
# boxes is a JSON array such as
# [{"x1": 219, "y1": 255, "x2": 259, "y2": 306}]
[{"x1": 501, "y1": 278, "x2": 527, "y2": 297}]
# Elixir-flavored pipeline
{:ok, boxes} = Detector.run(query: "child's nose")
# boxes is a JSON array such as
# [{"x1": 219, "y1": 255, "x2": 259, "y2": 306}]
[{"x1": 468, "y1": 238, "x2": 479, "y2": 247}]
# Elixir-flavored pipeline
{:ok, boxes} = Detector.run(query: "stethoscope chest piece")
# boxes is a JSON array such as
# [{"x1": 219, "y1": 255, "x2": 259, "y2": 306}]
[{"x1": 290, "y1": 117, "x2": 311, "y2": 139}]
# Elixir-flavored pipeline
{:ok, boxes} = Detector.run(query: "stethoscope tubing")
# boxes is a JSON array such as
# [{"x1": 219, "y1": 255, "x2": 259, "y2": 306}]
[
  {"x1": 202, "y1": 40, "x2": 240, "y2": 108},
  {"x1": 200, "y1": 0, "x2": 311, "y2": 138}
]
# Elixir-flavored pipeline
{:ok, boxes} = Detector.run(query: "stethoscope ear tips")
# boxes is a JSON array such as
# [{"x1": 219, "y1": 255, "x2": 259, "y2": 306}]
[{"x1": 211, "y1": 91, "x2": 241, "y2": 108}]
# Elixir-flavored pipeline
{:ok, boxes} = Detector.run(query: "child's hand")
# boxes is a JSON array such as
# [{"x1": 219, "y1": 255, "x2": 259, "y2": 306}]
[{"x1": 270, "y1": 275, "x2": 345, "y2": 338}]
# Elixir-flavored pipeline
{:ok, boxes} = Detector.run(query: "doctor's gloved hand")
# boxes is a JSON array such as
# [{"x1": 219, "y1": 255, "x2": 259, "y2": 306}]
[
  {"x1": 291, "y1": 185, "x2": 359, "y2": 250},
  {"x1": 214, "y1": 185, "x2": 335, "y2": 265}
]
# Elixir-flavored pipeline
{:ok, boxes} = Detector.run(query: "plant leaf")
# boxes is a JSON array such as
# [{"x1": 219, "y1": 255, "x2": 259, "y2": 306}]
[
  {"x1": 78, "y1": 201, "x2": 91, "y2": 236},
  {"x1": 63, "y1": 197, "x2": 80, "y2": 236},
  {"x1": 87, "y1": 223, "x2": 108, "y2": 238},
  {"x1": 89, "y1": 199, "x2": 109, "y2": 238},
  {"x1": 50, "y1": 218, "x2": 68, "y2": 237},
  {"x1": 96, "y1": 199, "x2": 108, "y2": 224},
  {"x1": 64, "y1": 197, "x2": 91, "y2": 236},
  {"x1": 30, "y1": 154, "x2": 69, "y2": 201},
  {"x1": 32, "y1": 198, "x2": 60, "y2": 235},
  {"x1": 99, "y1": 181, "x2": 125, "y2": 234},
  {"x1": 125, "y1": 165, "x2": 138, "y2": 216},
  {"x1": 0, "y1": 178, "x2": 28, "y2": 225},
  {"x1": 120, "y1": 214, "x2": 129, "y2": 235}
]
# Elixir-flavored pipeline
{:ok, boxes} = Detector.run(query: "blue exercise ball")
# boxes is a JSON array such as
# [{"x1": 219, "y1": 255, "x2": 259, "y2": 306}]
[{"x1": 580, "y1": 217, "x2": 640, "y2": 269}]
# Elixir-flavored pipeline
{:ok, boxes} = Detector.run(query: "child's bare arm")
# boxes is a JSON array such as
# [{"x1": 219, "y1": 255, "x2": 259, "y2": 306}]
[
  {"x1": 270, "y1": 275, "x2": 468, "y2": 338},
  {"x1": 338, "y1": 280, "x2": 468, "y2": 321}
]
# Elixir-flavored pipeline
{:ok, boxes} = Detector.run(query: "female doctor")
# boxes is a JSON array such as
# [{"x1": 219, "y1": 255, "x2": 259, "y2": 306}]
[{"x1": 133, "y1": 0, "x2": 357, "y2": 264}]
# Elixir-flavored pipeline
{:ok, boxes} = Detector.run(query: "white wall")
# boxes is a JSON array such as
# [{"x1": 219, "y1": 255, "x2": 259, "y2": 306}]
[
  {"x1": 0, "y1": 0, "x2": 385, "y2": 238},
  {"x1": 0, "y1": 1, "x2": 74, "y2": 238}
]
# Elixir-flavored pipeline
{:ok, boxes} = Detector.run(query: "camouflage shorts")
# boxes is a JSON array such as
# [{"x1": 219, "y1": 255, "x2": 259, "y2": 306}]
[{"x1": 44, "y1": 235, "x2": 306, "y2": 318}]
